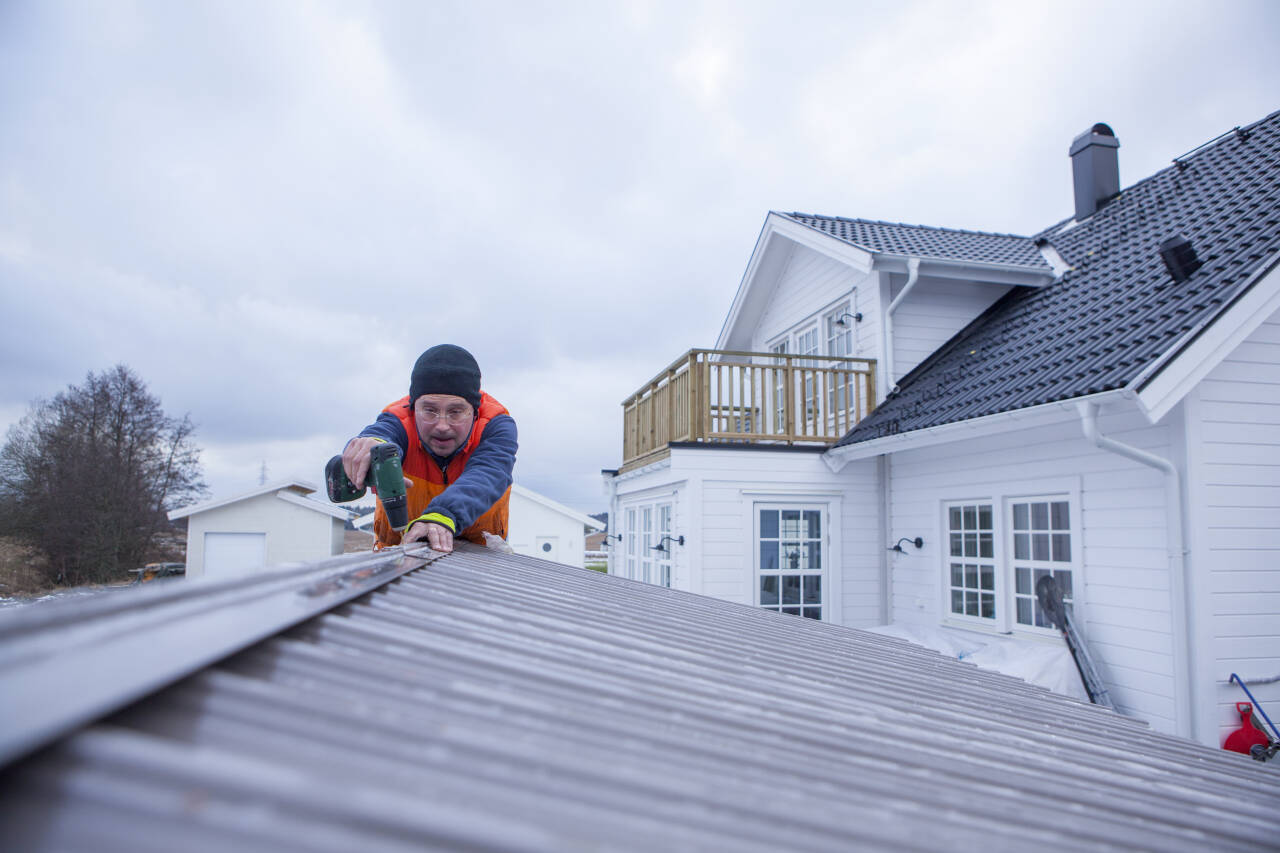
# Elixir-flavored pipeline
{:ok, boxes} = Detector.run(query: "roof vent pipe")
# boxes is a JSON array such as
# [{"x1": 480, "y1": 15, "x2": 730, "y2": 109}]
[
  {"x1": 1069, "y1": 123, "x2": 1121, "y2": 220},
  {"x1": 1158, "y1": 235, "x2": 1204, "y2": 283}
]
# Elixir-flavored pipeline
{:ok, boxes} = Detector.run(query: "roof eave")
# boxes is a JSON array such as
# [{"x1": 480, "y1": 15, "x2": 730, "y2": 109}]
[{"x1": 822, "y1": 390, "x2": 1130, "y2": 471}]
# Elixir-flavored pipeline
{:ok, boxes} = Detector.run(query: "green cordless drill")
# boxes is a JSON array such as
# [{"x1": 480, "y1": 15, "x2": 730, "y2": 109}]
[{"x1": 325, "y1": 442, "x2": 410, "y2": 531}]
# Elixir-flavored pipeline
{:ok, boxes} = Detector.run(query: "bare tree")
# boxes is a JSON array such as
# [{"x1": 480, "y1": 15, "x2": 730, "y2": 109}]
[{"x1": 0, "y1": 365, "x2": 207, "y2": 586}]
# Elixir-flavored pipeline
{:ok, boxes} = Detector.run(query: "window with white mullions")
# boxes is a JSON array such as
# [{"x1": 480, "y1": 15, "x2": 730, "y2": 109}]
[
  {"x1": 640, "y1": 506, "x2": 654, "y2": 584},
  {"x1": 625, "y1": 507, "x2": 637, "y2": 580},
  {"x1": 1010, "y1": 499, "x2": 1074, "y2": 628},
  {"x1": 757, "y1": 506, "x2": 823, "y2": 619},
  {"x1": 824, "y1": 305, "x2": 855, "y2": 425},
  {"x1": 769, "y1": 340, "x2": 787, "y2": 434},
  {"x1": 796, "y1": 327, "x2": 819, "y2": 423},
  {"x1": 656, "y1": 503, "x2": 673, "y2": 588},
  {"x1": 946, "y1": 502, "x2": 996, "y2": 621}
]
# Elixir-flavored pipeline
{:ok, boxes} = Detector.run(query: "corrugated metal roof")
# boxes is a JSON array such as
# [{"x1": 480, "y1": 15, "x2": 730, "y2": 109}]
[
  {"x1": 839, "y1": 109, "x2": 1280, "y2": 445},
  {"x1": 783, "y1": 212, "x2": 1052, "y2": 270},
  {"x1": 1, "y1": 544, "x2": 1276, "y2": 851}
]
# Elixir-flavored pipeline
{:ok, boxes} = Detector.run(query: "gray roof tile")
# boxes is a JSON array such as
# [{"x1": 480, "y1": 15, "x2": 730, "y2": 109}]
[
  {"x1": 1, "y1": 545, "x2": 1276, "y2": 851},
  {"x1": 783, "y1": 212, "x2": 1052, "y2": 269},
  {"x1": 839, "y1": 110, "x2": 1280, "y2": 446}
]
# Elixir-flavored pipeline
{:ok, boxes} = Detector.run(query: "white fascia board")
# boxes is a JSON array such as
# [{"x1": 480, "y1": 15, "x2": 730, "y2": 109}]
[
  {"x1": 822, "y1": 390, "x2": 1129, "y2": 471},
  {"x1": 512, "y1": 484, "x2": 605, "y2": 529},
  {"x1": 875, "y1": 256, "x2": 1054, "y2": 287},
  {"x1": 1133, "y1": 252, "x2": 1280, "y2": 424},
  {"x1": 168, "y1": 480, "x2": 320, "y2": 520},
  {"x1": 715, "y1": 213, "x2": 873, "y2": 351},
  {"x1": 277, "y1": 490, "x2": 351, "y2": 520}
]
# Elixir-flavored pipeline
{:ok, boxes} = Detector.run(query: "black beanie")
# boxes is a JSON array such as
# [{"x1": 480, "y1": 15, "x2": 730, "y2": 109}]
[{"x1": 409, "y1": 345, "x2": 482, "y2": 411}]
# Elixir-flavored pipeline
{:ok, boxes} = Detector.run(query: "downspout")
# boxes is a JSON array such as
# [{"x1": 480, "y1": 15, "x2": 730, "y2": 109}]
[
  {"x1": 878, "y1": 453, "x2": 892, "y2": 625},
  {"x1": 1078, "y1": 401, "x2": 1195, "y2": 738},
  {"x1": 882, "y1": 257, "x2": 921, "y2": 394}
]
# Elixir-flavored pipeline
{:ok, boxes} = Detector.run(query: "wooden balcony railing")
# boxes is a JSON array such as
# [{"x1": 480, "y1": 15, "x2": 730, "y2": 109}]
[{"x1": 621, "y1": 349, "x2": 877, "y2": 471}]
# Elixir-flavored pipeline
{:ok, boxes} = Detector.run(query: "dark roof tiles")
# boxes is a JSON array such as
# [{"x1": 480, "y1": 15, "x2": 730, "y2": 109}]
[
  {"x1": 839, "y1": 110, "x2": 1280, "y2": 446},
  {"x1": 783, "y1": 212, "x2": 1052, "y2": 270}
]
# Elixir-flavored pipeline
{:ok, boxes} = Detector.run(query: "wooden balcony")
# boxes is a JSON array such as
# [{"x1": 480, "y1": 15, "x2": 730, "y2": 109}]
[{"x1": 621, "y1": 349, "x2": 877, "y2": 472}]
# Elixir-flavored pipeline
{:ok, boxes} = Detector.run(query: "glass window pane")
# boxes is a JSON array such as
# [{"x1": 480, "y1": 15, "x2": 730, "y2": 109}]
[
  {"x1": 1031, "y1": 502, "x2": 1049, "y2": 530},
  {"x1": 980, "y1": 594, "x2": 995, "y2": 619},
  {"x1": 760, "y1": 541, "x2": 778, "y2": 572},
  {"x1": 1034, "y1": 602, "x2": 1048, "y2": 628},
  {"x1": 1051, "y1": 501, "x2": 1070, "y2": 530},
  {"x1": 1052, "y1": 534, "x2": 1071, "y2": 562},
  {"x1": 1032, "y1": 533, "x2": 1049, "y2": 561},
  {"x1": 965, "y1": 565, "x2": 978, "y2": 589},
  {"x1": 979, "y1": 532, "x2": 993, "y2": 559},
  {"x1": 802, "y1": 607, "x2": 821, "y2": 620},
  {"x1": 951, "y1": 589, "x2": 964, "y2": 614},
  {"x1": 950, "y1": 533, "x2": 963, "y2": 557},
  {"x1": 782, "y1": 575, "x2": 801, "y2": 604},
  {"x1": 803, "y1": 575, "x2": 821, "y2": 604},
  {"x1": 781, "y1": 510, "x2": 801, "y2": 538},
  {"x1": 1056, "y1": 570, "x2": 1073, "y2": 599},
  {"x1": 760, "y1": 510, "x2": 778, "y2": 539},
  {"x1": 978, "y1": 505, "x2": 992, "y2": 530},
  {"x1": 1013, "y1": 503, "x2": 1029, "y2": 530},
  {"x1": 1016, "y1": 567, "x2": 1030, "y2": 595},
  {"x1": 805, "y1": 541, "x2": 821, "y2": 570},
  {"x1": 1016, "y1": 597, "x2": 1033, "y2": 625},
  {"x1": 804, "y1": 510, "x2": 821, "y2": 539},
  {"x1": 783, "y1": 544, "x2": 801, "y2": 570},
  {"x1": 964, "y1": 533, "x2": 977, "y2": 557},
  {"x1": 980, "y1": 567, "x2": 994, "y2": 591},
  {"x1": 782, "y1": 607, "x2": 801, "y2": 616},
  {"x1": 951, "y1": 564, "x2": 964, "y2": 587},
  {"x1": 760, "y1": 575, "x2": 779, "y2": 605},
  {"x1": 949, "y1": 507, "x2": 962, "y2": 529},
  {"x1": 1014, "y1": 533, "x2": 1030, "y2": 560},
  {"x1": 965, "y1": 593, "x2": 979, "y2": 617},
  {"x1": 963, "y1": 506, "x2": 977, "y2": 529}
]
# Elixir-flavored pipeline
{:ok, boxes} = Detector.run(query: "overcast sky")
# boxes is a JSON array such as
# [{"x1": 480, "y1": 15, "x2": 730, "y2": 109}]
[{"x1": 2, "y1": 0, "x2": 1277, "y2": 515}]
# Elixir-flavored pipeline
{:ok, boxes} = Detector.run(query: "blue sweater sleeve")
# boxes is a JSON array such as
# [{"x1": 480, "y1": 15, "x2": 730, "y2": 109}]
[
  {"x1": 356, "y1": 412, "x2": 410, "y2": 458},
  {"x1": 426, "y1": 414, "x2": 517, "y2": 533}
]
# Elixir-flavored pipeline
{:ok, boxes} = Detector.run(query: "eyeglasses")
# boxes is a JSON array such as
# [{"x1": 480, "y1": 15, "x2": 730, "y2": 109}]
[{"x1": 417, "y1": 407, "x2": 472, "y2": 426}]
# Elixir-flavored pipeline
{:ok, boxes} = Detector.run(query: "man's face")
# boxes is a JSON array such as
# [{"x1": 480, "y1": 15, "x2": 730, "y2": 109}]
[{"x1": 413, "y1": 394, "x2": 475, "y2": 458}]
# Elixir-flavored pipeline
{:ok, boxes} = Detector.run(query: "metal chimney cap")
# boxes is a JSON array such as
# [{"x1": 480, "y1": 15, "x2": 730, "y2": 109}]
[
  {"x1": 1070, "y1": 123, "x2": 1120, "y2": 155},
  {"x1": 1158, "y1": 234, "x2": 1203, "y2": 283}
]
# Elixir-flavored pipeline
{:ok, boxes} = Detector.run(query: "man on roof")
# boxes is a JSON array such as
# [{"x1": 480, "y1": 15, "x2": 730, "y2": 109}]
[{"x1": 341, "y1": 344, "x2": 517, "y2": 553}]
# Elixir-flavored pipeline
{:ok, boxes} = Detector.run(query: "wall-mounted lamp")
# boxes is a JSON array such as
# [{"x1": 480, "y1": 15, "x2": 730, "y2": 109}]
[
  {"x1": 834, "y1": 311, "x2": 863, "y2": 327},
  {"x1": 601, "y1": 533, "x2": 622, "y2": 548},
  {"x1": 889, "y1": 537, "x2": 923, "y2": 553},
  {"x1": 651, "y1": 534, "x2": 685, "y2": 553}
]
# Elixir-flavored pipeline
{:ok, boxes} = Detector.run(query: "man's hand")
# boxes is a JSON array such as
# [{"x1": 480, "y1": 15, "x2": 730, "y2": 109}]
[
  {"x1": 403, "y1": 520, "x2": 454, "y2": 553},
  {"x1": 342, "y1": 437, "x2": 382, "y2": 489}
]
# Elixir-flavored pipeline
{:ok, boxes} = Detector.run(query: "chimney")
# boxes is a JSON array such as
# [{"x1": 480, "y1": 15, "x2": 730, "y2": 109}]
[{"x1": 1069, "y1": 123, "x2": 1120, "y2": 220}]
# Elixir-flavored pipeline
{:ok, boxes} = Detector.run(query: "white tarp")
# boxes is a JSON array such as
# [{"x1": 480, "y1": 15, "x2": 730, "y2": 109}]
[{"x1": 866, "y1": 623, "x2": 1090, "y2": 703}]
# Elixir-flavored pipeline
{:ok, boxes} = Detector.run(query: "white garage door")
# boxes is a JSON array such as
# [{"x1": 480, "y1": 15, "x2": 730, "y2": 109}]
[{"x1": 203, "y1": 532, "x2": 267, "y2": 579}]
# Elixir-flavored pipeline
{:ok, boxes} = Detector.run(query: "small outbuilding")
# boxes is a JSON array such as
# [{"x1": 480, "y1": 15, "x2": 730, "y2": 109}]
[{"x1": 168, "y1": 480, "x2": 349, "y2": 580}]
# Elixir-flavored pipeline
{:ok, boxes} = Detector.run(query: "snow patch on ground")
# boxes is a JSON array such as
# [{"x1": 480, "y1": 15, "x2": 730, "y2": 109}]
[{"x1": 866, "y1": 623, "x2": 1090, "y2": 703}]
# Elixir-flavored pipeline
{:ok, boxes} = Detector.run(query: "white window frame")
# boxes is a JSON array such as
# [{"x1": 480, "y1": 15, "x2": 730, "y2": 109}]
[
  {"x1": 795, "y1": 326, "x2": 820, "y2": 424},
  {"x1": 619, "y1": 495, "x2": 676, "y2": 588},
  {"x1": 748, "y1": 496, "x2": 841, "y2": 623},
  {"x1": 938, "y1": 478, "x2": 1082, "y2": 635}
]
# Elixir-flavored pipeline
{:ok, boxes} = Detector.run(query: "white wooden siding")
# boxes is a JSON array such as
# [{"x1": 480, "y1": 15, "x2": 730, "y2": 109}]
[
  {"x1": 885, "y1": 410, "x2": 1183, "y2": 733},
  {"x1": 885, "y1": 275, "x2": 1012, "y2": 383},
  {"x1": 751, "y1": 245, "x2": 876, "y2": 356},
  {"x1": 1188, "y1": 313, "x2": 1280, "y2": 747}
]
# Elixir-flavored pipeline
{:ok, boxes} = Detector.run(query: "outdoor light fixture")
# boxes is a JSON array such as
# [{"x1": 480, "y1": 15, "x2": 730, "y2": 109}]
[
  {"x1": 889, "y1": 537, "x2": 924, "y2": 553},
  {"x1": 651, "y1": 535, "x2": 685, "y2": 553},
  {"x1": 834, "y1": 311, "x2": 863, "y2": 326},
  {"x1": 601, "y1": 533, "x2": 622, "y2": 548}
]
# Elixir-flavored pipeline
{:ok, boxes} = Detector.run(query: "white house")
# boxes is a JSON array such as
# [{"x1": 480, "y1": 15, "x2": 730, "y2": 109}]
[
  {"x1": 353, "y1": 483, "x2": 604, "y2": 568},
  {"x1": 169, "y1": 480, "x2": 349, "y2": 580},
  {"x1": 604, "y1": 110, "x2": 1280, "y2": 748},
  {"x1": 506, "y1": 484, "x2": 604, "y2": 567}
]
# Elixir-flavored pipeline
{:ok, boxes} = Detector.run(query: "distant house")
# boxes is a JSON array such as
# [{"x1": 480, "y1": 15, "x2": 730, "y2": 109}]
[
  {"x1": 351, "y1": 484, "x2": 605, "y2": 568},
  {"x1": 604, "y1": 110, "x2": 1280, "y2": 748},
  {"x1": 169, "y1": 480, "x2": 349, "y2": 579},
  {"x1": 508, "y1": 484, "x2": 604, "y2": 568}
]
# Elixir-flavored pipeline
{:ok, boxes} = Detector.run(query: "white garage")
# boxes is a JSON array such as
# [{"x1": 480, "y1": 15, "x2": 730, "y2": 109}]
[{"x1": 169, "y1": 480, "x2": 349, "y2": 580}]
